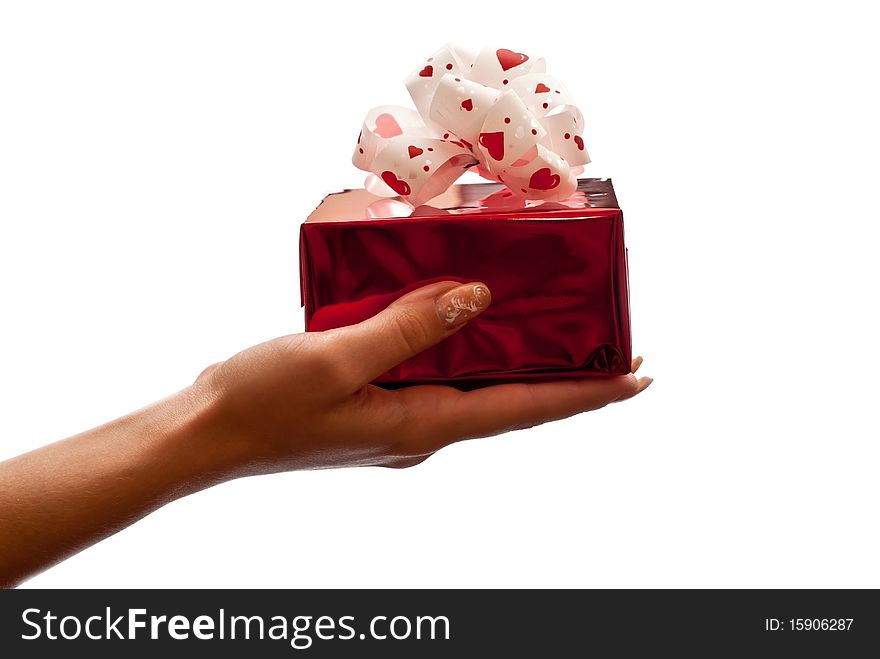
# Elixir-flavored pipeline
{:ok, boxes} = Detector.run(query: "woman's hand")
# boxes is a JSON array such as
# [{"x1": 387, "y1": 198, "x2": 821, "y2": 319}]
[
  {"x1": 195, "y1": 280, "x2": 651, "y2": 475},
  {"x1": 0, "y1": 280, "x2": 650, "y2": 586}
]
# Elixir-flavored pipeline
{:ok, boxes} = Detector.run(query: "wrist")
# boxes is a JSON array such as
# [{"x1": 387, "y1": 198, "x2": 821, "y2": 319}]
[{"x1": 149, "y1": 385, "x2": 255, "y2": 495}]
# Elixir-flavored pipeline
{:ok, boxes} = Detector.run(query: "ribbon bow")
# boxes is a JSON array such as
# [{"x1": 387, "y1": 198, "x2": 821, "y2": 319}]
[{"x1": 353, "y1": 45, "x2": 590, "y2": 206}]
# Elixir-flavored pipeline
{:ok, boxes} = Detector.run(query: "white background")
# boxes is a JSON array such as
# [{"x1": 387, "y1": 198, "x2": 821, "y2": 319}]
[{"x1": 1, "y1": 1, "x2": 878, "y2": 588}]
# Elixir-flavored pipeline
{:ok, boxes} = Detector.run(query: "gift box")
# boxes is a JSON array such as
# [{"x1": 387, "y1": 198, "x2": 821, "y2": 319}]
[
  {"x1": 300, "y1": 177, "x2": 631, "y2": 387},
  {"x1": 299, "y1": 45, "x2": 634, "y2": 386}
]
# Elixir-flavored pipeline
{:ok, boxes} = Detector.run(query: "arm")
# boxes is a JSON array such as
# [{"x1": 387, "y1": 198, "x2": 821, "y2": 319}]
[{"x1": 0, "y1": 281, "x2": 650, "y2": 587}]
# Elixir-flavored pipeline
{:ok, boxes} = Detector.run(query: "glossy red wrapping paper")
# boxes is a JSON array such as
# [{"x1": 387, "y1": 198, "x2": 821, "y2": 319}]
[{"x1": 300, "y1": 178, "x2": 631, "y2": 387}]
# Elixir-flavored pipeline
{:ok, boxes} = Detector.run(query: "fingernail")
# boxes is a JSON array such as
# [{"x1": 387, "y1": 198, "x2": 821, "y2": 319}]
[
  {"x1": 631, "y1": 356, "x2": 643, "y2": 373},
  {"x1": 637, "y1": 376, "x2": 653, "y2": 393},
  {"x1": 435, "y1": 282, "x2": 492, "y2": 329}
]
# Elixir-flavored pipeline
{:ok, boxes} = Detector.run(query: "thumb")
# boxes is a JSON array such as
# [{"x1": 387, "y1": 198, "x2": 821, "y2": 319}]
[{"x1": 333, "y1": 280, "x2": 492, "y2": 387}]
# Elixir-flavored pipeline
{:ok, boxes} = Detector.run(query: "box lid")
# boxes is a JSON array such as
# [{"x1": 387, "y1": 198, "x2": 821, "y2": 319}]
[{"x1": 306, "y1": 178, "x2": 618, "y2": 223}]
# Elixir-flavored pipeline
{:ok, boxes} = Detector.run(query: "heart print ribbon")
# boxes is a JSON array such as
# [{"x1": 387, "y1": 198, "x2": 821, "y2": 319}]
[{"x1": 352, "y1": 45, "x2": 590, "y2": 206}]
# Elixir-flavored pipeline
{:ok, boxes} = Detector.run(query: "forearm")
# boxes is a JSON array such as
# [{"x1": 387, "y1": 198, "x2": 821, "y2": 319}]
[{"x1": 0, "y1": 387, "x2": 234, "y2": 587}]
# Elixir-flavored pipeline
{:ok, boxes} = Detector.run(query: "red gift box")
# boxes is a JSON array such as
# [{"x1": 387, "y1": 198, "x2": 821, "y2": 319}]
[{"x1": 300, "y1": 178, "x2": 631, "y2": 387}]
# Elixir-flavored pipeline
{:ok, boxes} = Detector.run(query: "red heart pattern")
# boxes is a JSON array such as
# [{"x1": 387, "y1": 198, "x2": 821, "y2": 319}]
[
  {"x1": 381, "y1": 170, "x2": 411, "y2": 196},
  {"x1": 356, "y1": 47, "x2": 583, "y2": 202},
  {"x1": 478, "y1": 131, "x2": 505, "y2": 161},
  {"x1": 374, "y1": 113, "x2": 402, "y2": 138},
  {"x1": 529, "y1": 167, "x2": 560, "y2": 190},
  {"x1": 496, "y1": 48, "x2": 529, "y2": 71}
]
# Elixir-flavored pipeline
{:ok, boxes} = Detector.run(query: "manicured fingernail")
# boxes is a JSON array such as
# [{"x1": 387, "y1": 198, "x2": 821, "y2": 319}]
[
  {"x1": 631, "y1": 356, "x2": 643, "y2": 373},
  {"x1": 435, "y1": 282, "x2": 492, "y2": 329},
  {"x1": 637, "y1": 376, "x2": 653, "y2": 392}
]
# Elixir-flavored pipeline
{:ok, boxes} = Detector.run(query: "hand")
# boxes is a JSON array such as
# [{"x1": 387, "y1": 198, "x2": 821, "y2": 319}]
[
  {"x1": 195, "y1": 280, "x2": 652, "y2": 475},
  {"x1": 0, "y1": 279, "x2": 651, "y2": 586}
]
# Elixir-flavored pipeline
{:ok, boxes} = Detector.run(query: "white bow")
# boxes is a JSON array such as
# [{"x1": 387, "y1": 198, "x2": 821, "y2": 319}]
[{"x1": 353, "y1": 45, "x2": 590, "y2": 206}]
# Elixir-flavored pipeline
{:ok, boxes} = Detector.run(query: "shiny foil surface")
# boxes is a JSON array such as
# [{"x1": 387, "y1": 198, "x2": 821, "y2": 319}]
[{"x1": 300, "y1": 179, "x2": 631, "y2": 386}]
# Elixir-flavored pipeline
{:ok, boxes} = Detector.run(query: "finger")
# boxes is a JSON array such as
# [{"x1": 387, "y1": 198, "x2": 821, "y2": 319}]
[
  {"x1": 331, "y1": 280, "x2": 492, "y2": 388},
  {"x1": 631, "y1": 355, "x2": 643, "y2": 373},
  {"x1": 614, "y1": 375, "x2": 653, "y2": 402},
  {"x1": 395, "y1": 374, "x2": 645, "y2": 451}
]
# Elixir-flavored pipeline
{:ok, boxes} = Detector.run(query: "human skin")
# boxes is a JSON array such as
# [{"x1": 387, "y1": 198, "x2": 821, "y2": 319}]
[{"x1": 0, "y1": 281, "x2": 651, "y2": 587}]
